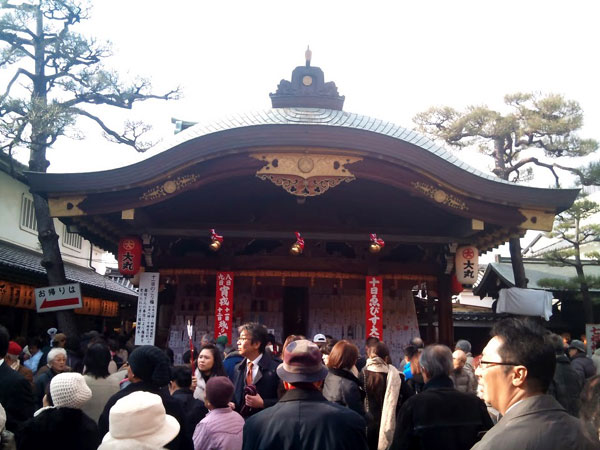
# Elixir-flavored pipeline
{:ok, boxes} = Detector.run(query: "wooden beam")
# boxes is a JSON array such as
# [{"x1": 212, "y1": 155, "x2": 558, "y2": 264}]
[
  {"x1": 146, "y1": 227, "x2": 471, "y2": 244},
  {"x1": 437, "y1": 274, "x2": 454, "y2": 347}
]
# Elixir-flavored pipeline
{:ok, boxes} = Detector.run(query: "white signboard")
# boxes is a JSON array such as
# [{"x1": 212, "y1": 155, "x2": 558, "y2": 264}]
[
  {"x1": 35, "y1": 283, "x2": 82, "y2": 313},
  {"x1": 135, "y1": 272, "x2": 160, "y2": 346}
]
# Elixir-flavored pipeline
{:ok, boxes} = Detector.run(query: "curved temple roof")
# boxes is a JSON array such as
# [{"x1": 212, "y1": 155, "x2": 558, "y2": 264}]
[{"x1": 27, "y1": 107, "x2": 578, "y2": 212}]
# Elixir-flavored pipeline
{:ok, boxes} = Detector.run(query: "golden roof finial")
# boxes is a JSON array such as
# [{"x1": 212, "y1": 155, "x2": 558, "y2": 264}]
[{"x1": 305, "y1": 46, "x2": 312, "y2": 67}]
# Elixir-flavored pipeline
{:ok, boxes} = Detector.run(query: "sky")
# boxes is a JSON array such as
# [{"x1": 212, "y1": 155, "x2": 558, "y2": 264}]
[{"x1": 5, "y1": 0, "x2": 600, "y2": 258}]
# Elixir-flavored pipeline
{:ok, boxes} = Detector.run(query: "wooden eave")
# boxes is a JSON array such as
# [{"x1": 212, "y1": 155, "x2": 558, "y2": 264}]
[{"x1": 26, "y1": 120, "x2": 578, "y2": 212}]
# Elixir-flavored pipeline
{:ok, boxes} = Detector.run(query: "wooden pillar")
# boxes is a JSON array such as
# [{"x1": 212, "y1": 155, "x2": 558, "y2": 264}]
[{"x1": 437, "y1": 273, "x2": 454, "y2": 347}]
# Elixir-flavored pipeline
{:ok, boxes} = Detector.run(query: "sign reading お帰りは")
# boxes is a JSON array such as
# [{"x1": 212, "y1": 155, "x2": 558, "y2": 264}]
[
  {"x1": 215, "y1": 272, "x2": 234, "y2": 345},
  {"x1": 366, "y1": 276, "x2": 383, "y2": 340},
  {"x1": 35, "y1": 283, "x2": 82, "y2": 312}
]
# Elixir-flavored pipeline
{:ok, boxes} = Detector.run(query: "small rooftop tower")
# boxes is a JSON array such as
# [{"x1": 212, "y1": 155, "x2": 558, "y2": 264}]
[{"x1": 269, "y1": 47, "x2": 345, "y2": 110}]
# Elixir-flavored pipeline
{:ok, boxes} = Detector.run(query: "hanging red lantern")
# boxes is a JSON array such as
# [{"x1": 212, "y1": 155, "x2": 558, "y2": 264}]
[
  {"x1": 451, "y1": 273, "x2": 464, "y2": 295},
  {"x1": 118, "y1": 236, "x2": 143, "y2": 276},
  {"x1": 369, "y1": 233, "x2": 385, "y2": 253}
]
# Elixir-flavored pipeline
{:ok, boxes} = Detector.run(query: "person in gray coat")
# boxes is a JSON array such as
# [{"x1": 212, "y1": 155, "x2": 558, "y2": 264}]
[
  {"x1": 472, "y1": 318, "x2": 597, "y2": 450},
  {"x1": 569, "y1": 340, "x2": 596, "y2": 382}
]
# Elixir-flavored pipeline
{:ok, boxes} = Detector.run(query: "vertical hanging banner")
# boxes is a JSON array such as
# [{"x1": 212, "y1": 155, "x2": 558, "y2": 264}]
[
  {"x1": 135, "y1": 272, "x2": 160, "y2": 345},
  {"x1": 215, "y1": 272, "x2": 234, "y2": 344},
  {"x1": 366, "y1": 276, "x2": 383, "y2": 340},
  {"x1": 586, "y1": 324, "x2": 600, "y2": 357}
]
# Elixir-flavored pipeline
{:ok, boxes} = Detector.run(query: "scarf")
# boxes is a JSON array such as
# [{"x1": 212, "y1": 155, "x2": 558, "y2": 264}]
[
  {"x1": 365, "y1": 357, "x2": 401, "y2": 450},
  {"x1": 193, "y1": 368, "x2": 207, "y2": 402}
]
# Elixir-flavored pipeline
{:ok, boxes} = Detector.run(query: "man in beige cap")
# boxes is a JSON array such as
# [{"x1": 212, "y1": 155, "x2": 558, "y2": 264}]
[{"x1": 242, "y1": 339, "x2": 367, "y2": 450}]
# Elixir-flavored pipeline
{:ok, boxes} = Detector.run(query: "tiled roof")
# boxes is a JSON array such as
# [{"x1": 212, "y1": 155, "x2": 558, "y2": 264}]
[
  {"x1": 0, "y1": 240, "x2": 137, "y2": 299},
  {"x1": 143, "y1": 108, "x2": 511, "y2": 185},
  {"x1": 473, "y1": 259, "x2": 600, "y2": 297}
]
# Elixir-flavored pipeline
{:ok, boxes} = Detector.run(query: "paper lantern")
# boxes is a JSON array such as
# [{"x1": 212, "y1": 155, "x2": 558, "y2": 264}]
[
  {"x1": 455, "y1": 246, "x2": 479, "y2": 285},
  {"x1": 118, "y1": 237, "x2": 143, "y2": 276}
]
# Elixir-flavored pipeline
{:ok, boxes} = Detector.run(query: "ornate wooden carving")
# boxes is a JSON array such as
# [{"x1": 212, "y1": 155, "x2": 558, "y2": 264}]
[
  {"x1": 140, "y1": 174, "x2": 201, "y2": 201},
  {"x1": 411, "y1": 181, "x2": 468, "y2": 211},
  {"x1": 251, "y1": 153, "x2": 362, "y2": 197}
]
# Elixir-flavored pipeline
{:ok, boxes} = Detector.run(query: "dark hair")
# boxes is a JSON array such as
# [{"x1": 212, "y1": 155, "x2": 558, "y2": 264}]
[
  {"x1": 171, "y1": 365, "x2": 193, "y2": 388},
  {"x1": 199, "y1": 344, "x2": 226, "y2": 377},
  {"x1": 545, "y1": 333, "x2": 566, "y2": 356},
  {"x1": 44, "y1": 382, "x2": 54, "y2": 406},
  {"x1": 28, "y1": 336, "x2": 43, "y2": 350},
  {"x1": 182, "y1": 347, "x2": 198, "y2": 368},
  {"x1": 321, "y1": 338, "x2": 338, "y2": 356},
  {"x1": 84, "y1": 343, "x2": 111, "y2": 378},
  {"x1": 404, "y1": 344, "x2": 419, "y2": 360},
  {"x1": 163, "y1": 348, "x2": 174, "y2": 366},
  {"x1": 365, "y1": 342, "x2": 391, "y2": 411},
  {"x1": 491, "y1": 318, "x2": 555, "y2": 393},
  {"x1": 238, "y1": 322, "x2": 268, "y2": 353},
  {"x1": 366, "y1": 336, "x2": 379, "y2": 346},
  {"x1": 0, "y1": 325, "x2": 8, "y2": 358},
  {"x1": 327, "y1": 340, "x2": 359, "y2": 370}
]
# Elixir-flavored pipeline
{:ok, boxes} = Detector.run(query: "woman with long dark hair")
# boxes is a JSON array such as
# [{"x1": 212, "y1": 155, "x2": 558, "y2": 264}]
[
  {"x1": 322, "y1": 340, "x2": 365, "y2": 417},
  {"x1": 194, "y1": 343, "x2": 226, "y2": 402},
  {"x1": 362, "y1": 341, "x2": 404, "y2": 450},
  {"x1": 82, "y1": 343, "x2": 120, "y2": 422}
]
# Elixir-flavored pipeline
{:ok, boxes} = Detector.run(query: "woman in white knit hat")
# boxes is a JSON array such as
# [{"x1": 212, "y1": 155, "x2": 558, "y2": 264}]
[{"x1": 18, "y1": 372, "x2": 100, "y2": 450}]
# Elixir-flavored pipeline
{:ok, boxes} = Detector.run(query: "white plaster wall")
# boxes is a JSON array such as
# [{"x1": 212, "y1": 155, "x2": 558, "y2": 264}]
[{"x1": 0, "y1": 170, "x2": 115, "y2": 274}]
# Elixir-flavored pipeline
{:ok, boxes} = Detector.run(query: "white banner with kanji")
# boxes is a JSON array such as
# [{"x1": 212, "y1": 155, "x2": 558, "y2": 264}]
[
  {"x1": 215, "y1": 272, "x2": 234, "y2": 345},
  {"x1": 135, "y1": 272, "x2": 159, "y2": 345},
  {"x1": 366, "y1": 276, "x2": 383, "y2": 340}
]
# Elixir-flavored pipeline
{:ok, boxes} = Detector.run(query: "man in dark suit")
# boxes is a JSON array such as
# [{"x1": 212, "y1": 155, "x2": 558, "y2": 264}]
[
  {"x1": 0, "y1": 325, "x2": 34, "y2": 434},
  {"x1": 233, "y1": 322, "x2": 280, "y2": 417}
]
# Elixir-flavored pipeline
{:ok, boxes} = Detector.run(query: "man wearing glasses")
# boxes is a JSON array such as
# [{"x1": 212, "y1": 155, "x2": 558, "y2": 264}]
[
  {"x1": 472, "y1": 318, "x2": 596, "y2": 449},
  {"x1": 232, "y1": 323, "x2": 280, "y2": 418}
]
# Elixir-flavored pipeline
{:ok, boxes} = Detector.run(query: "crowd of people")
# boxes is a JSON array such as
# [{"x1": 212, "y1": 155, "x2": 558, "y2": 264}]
[{"x1": 1, "y1": 318, "x2": 600, "y2": 449}]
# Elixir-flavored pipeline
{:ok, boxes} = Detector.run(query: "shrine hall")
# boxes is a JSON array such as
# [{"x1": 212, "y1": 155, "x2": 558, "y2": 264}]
[{"x1": 26, "y1": 54, "x2": 579, "y2": 362}]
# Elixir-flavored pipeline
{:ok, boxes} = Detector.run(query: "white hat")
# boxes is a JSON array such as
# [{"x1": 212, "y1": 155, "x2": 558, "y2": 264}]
[
  {"x1": 101, "y1": 391, "x2": 180, "y2": 448},
  {"x1": 313, "y1": 333, "x2": 327, "y2": 343},
  {"x1": 50, "y1": 372, "x2": 92, "y2": 409}
]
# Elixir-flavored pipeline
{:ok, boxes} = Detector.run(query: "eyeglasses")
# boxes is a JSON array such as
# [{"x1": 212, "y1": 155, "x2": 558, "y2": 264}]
[
  {"x1": 479, "y1": 360, "x2": 520, "y2": 370},
  {"x1": 237, "y1": 337, "x2": 252, "y2": 342}
]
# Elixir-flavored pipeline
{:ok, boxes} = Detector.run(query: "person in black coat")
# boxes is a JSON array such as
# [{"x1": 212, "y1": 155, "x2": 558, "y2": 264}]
[
  {"x1": 391, "y1": 345, "x2": 492, "y2": 450},
  {"x1": 169, "y1": 365, "x2": 208, "y2": 443},
  {"x1": 19, "y1": 372, "x2": 100, "y2": 450},
  {"x1": 546, "y1": 333, "x2": 583, "y2": 416},
  {"x1": 0, "y1": 325, "x2": 34, "y2": 434},
  {"x1": 98, "y1": 346, "x2": 193, "y2": 450},
  {"x1": 233, "y1": 323, "x2": 280, "y2": 418},
  {"x1": 243, "y1": 339, "x2": 367, "y2": 450},
  {"x1": 322, "y1": 339, "x2": 365, "y2": 417}
]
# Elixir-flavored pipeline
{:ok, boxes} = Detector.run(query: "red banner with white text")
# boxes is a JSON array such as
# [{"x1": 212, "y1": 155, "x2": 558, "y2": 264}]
[
  {"x1": 366, "y1": 276, "x2": 383, "y2": 340},
  {"x1": 215, "y1": 272, "x2": 234, "y2": 345}
]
